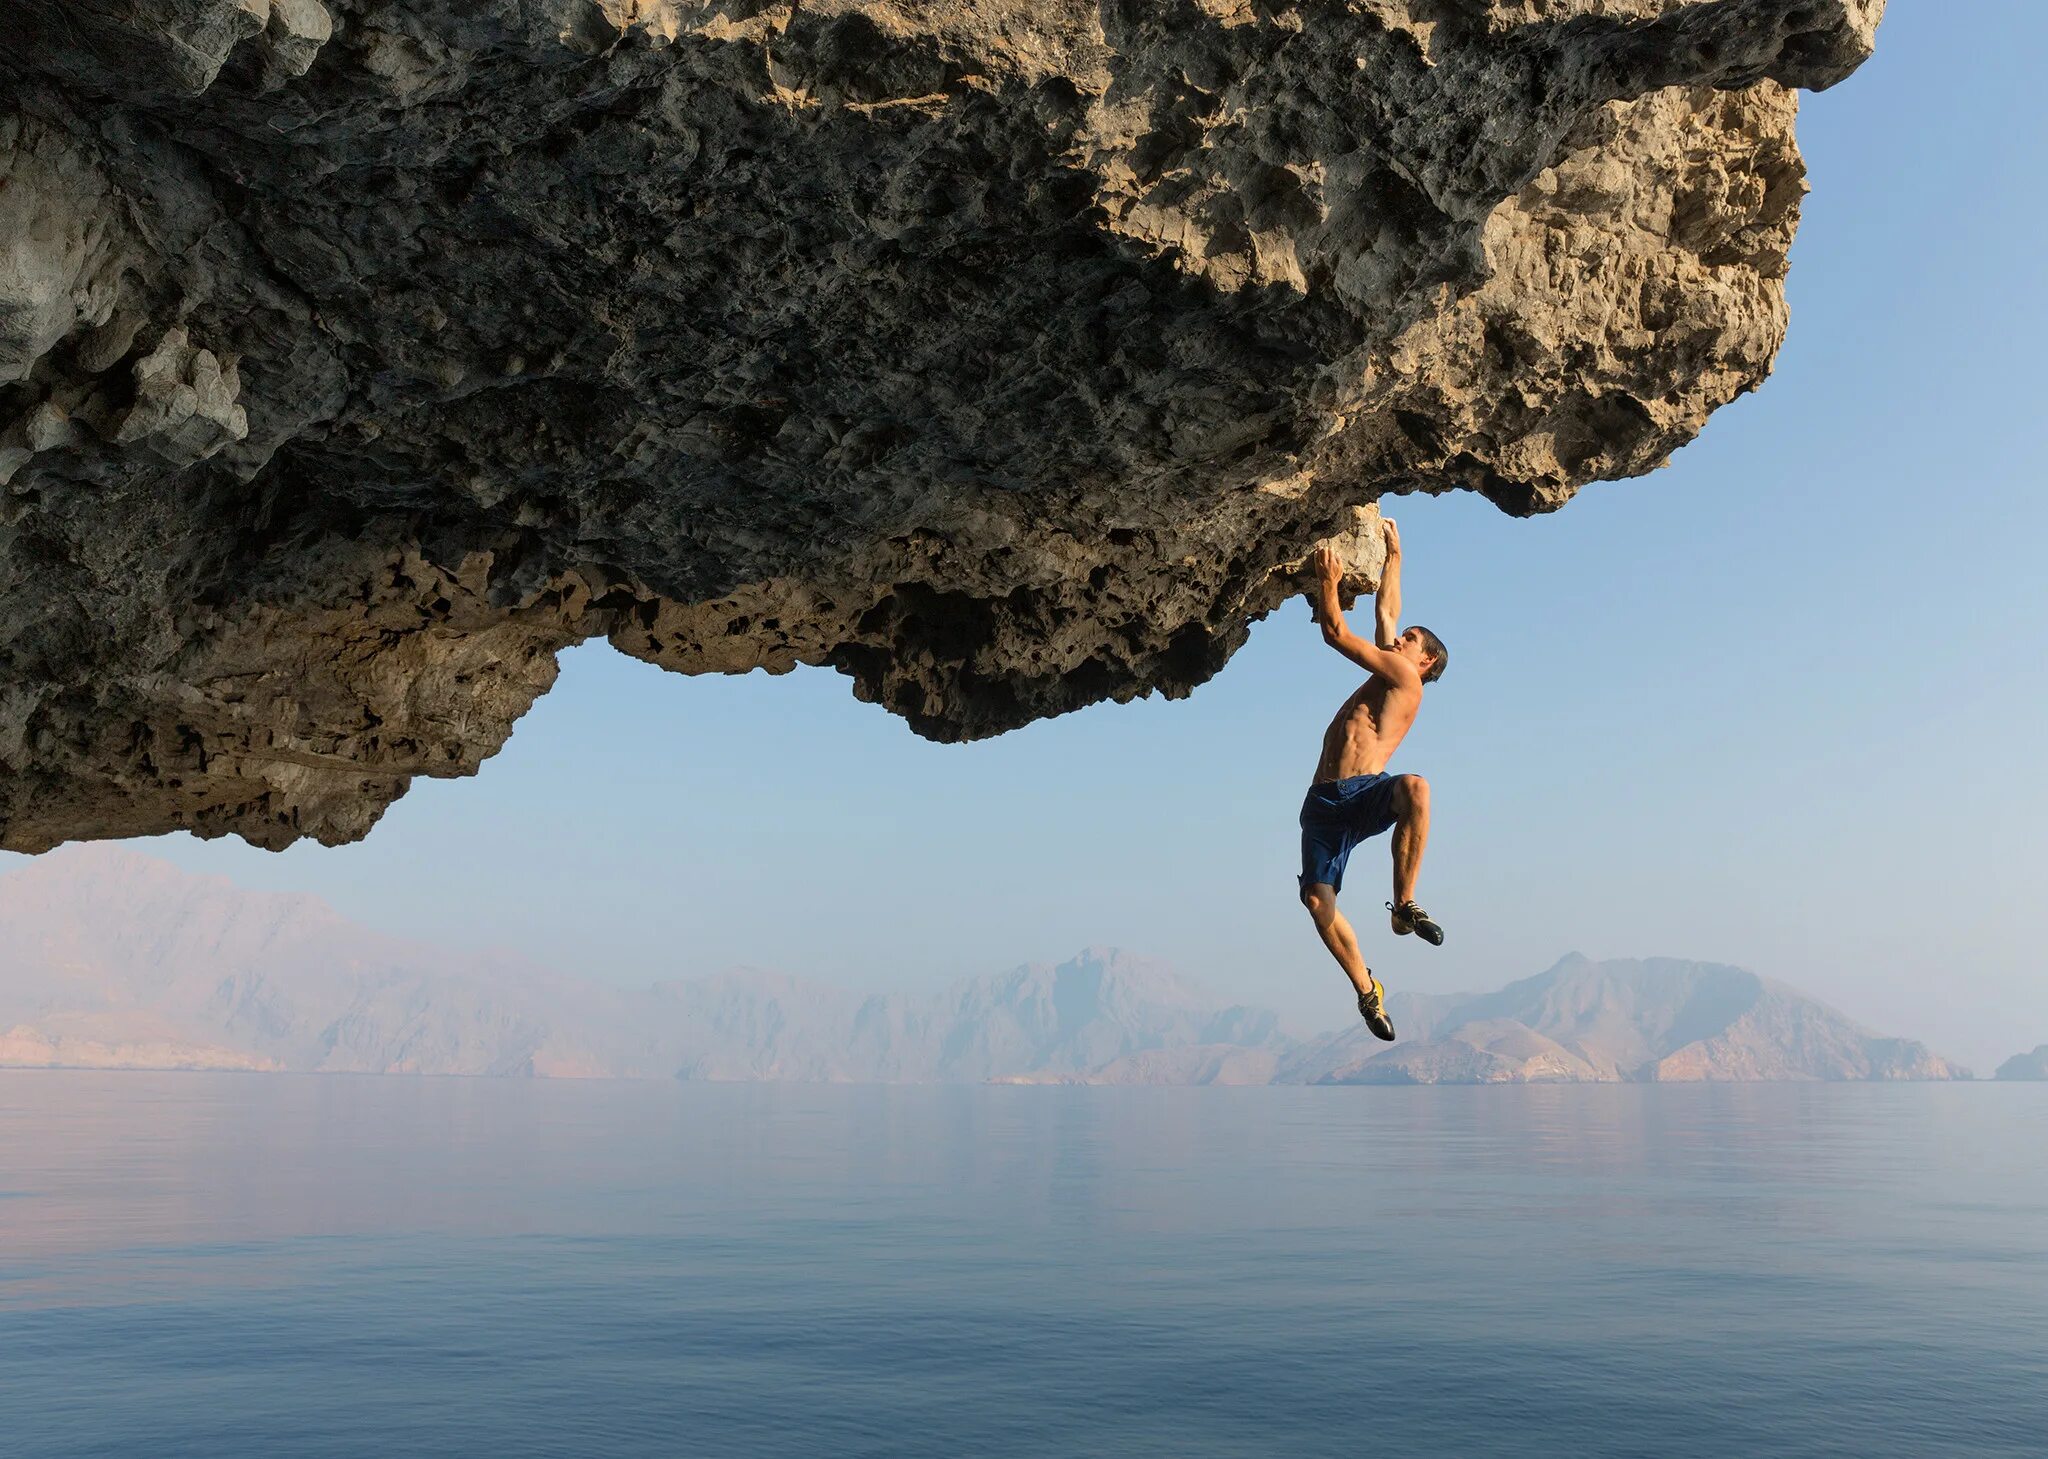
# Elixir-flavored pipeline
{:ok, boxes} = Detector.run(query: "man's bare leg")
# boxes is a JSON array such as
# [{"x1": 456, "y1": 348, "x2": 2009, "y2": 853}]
[
  {"x1": 1391, "y1": 773, "x2": 1430, "y2": 907},
  {"x1": 1387, "y1": 774, "x2": 1444, "y2": 945},
  {"x1": 1301, "y1": 883, "x2": 1373, "y2": 997},
  {"x1": 1303, "y1": 882, "x2": 1397, "y2": 1039}
]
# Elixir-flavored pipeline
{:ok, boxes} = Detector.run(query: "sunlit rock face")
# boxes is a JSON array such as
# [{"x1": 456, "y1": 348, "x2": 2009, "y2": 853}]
[{"x1": 0, "y1": 0, "x2": 1882, "y2": 850}]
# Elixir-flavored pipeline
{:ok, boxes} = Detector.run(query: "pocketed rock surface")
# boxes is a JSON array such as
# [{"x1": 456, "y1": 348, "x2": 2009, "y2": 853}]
[{"x1": 0, "y1": 0, "x2": 1883, "y2": 849}]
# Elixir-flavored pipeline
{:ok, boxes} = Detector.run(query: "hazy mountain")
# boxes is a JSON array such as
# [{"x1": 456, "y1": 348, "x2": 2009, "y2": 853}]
[
  {"x1": 0, "y1": 846, "x2": 1280, "y2": 1081},
  {"x1": 0, "y1": 845, "x2": 605, "y2": 1076},
  {"x1": 1994, "y1": 1046, "x2": 2048, "y2": 1080},
  {"x1": 1255, "y1": 955, "x2": 1962, "y2": 1085},
  {"x1": 0, "y1": 849, "x2": 1963, "y2": 1084}
]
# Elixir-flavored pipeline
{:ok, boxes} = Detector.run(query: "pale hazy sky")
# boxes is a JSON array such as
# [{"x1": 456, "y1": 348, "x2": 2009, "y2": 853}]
[{"x1": 9, "y1": 6, "x2": 2044, "y2": 1071}]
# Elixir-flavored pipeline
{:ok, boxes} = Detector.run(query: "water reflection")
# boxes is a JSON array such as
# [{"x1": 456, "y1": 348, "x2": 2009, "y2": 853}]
[
  {"x1": 3, "y1": 1074, "x2": 2042, "y2": 1285},
  {"x1": 3, "y1": 1073, "x2": 2045, "y2": 1458}
]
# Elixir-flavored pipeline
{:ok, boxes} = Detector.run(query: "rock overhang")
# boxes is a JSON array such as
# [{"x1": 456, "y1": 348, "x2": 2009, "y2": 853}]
[{"x1": 0, "y1": 0, "x2": 1883, "y2": 849}]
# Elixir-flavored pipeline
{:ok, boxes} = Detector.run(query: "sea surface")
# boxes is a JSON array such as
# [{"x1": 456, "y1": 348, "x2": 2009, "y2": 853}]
[{"x1": 1, "y1": 1074, "x2": 2043, "y2": 1458}]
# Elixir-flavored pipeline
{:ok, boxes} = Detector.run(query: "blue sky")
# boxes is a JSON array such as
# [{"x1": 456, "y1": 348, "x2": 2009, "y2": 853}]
[{"x1": 15, "y1": 5, "x2": 2045, "y2": 1070}]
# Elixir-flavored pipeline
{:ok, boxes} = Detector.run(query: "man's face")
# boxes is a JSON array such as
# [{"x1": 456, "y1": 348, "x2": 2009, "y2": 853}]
[{"x1": 1394, "y1": 627, "x2": 1434, "y2": 673}]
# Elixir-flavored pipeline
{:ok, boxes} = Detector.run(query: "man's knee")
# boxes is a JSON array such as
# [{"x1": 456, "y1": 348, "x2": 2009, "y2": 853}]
[
  {"x1": 1396, "y1": 773, "x2": 1430, "y2": 814},
  {"x1": 1300, "y1": 883, "x2": 1337, "y2": 924}
]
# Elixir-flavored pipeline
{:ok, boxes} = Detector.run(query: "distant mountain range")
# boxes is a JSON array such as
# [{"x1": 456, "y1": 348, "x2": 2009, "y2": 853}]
[{"x1": 0, "y1": 846, "x2": 1993, "y2": 1084}]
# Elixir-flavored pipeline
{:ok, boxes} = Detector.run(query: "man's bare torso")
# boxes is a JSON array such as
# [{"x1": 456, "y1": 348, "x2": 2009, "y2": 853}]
[{"x1": 1312, "y1": 673, "x2": 1420, "y2": 784}]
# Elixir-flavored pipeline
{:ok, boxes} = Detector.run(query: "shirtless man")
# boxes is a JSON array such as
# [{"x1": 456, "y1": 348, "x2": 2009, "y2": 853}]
[{"x1": 1299, "y1": 517, "x2": 1447, "y2": 1041}]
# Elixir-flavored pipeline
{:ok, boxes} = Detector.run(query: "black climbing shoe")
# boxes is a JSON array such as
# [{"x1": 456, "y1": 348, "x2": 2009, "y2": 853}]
[
  {"x1": 1357, "y1": 975, "x2": 1397, "y2": 1042},
  {"x1": 1388, "y1": 900, "x2": 1444, "y2": 946}
]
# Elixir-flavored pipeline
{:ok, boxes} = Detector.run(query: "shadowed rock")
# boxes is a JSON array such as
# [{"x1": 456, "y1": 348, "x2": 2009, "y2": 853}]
[{"x1": 1, "y1": 0, "x2": 1883, "y2": 848}]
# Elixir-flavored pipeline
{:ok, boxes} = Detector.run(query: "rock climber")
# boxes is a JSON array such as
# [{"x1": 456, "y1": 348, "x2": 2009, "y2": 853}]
[{"x1": 1298, "y1": 517, "x2": 1447, "y2": 1041}]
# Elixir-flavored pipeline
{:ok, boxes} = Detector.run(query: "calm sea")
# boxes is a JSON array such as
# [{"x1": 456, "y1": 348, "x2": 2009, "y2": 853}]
[{"x1": 1, "y1": 1074, "x2": 2043, "y2": 1458}]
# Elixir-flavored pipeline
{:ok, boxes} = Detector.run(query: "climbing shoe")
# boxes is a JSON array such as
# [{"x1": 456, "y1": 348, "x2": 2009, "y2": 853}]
[
  {"x1": 1357, "y1": 975, "x2": 1397, "y2": 1042},
  {"x1": 1384, "y1": 901, "x2": 1449, "y2": 946},
  {"x1": 1388, "y1": 900, "x2": 1444, "y2": 946}
]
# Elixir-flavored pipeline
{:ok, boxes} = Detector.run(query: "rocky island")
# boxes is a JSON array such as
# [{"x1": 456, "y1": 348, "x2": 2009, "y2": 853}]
[{"x1": 1994, "y1": 1046, "x2": 2048, "y2": 1081}]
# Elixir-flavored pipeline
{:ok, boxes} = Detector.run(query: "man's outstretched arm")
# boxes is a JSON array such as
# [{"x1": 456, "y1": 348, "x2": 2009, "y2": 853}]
[
  {"x1": 1374, "y1": 517, "x2": 1402, "y2": 648},
  {"x1": 1311, "y1": 546, "x2": 1416, "y2": 682}
]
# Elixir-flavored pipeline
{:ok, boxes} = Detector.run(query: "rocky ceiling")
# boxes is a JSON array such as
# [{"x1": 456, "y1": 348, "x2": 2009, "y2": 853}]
[{"x1": 0, "y1": 0, "x2": 1883, "y2": 849}]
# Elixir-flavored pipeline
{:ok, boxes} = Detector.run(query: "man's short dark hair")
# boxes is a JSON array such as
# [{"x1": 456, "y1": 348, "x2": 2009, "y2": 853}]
[{"x1": 1413, "y1": 626, "x2": 1448, "y2": 684}]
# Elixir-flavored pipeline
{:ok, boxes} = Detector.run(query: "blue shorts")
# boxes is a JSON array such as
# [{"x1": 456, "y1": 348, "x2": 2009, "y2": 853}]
[{"x1": 1298, "y1": 773, "x2": 1403, "y2": 894}]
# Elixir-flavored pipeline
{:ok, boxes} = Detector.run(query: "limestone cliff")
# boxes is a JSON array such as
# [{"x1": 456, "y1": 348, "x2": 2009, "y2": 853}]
[{"x1": 0, "y1": 0, "x2": 1884, "y2": 849}]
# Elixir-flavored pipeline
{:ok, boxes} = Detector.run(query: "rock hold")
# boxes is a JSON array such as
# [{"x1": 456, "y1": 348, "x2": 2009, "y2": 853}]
[
  {"x1": 109, "y1": 329, "x2": 251, "y2": 466},
  {"x1": 0, "y1": 0, "x2": 1884, "y2": 849}
]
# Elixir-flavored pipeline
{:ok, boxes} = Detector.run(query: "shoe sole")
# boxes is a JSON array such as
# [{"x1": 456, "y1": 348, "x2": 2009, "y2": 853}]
[{"x1": 1391, "y1": 920, "x2": 1445, "y2": 947}]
